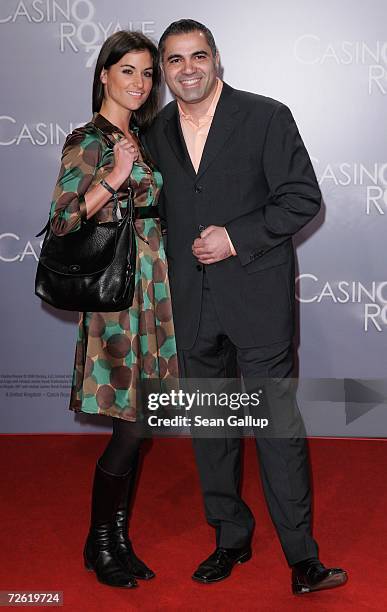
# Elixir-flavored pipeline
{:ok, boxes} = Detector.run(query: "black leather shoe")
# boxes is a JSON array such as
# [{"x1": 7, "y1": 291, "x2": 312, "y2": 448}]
[
  {"x1": 192, "y1": 546, "x2": 252, "y2": 584},
  {"x1": 292, "y1": 558, "x2": 348, "y2": 594},
  {"x1": 113, "y1": 508, "x2": 155, "y2": 580}
]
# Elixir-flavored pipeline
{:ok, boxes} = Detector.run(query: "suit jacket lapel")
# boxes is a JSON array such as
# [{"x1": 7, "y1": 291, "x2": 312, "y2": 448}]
[
  {"x1": 196, "y1": 83, "x2": 240, "y2": 179},
  {"x1": 164, "y1": 105, "x2": 196, "y2": 179},
  {"x1": 163, "y1": 82, "x2": 240, "y2": 180}
]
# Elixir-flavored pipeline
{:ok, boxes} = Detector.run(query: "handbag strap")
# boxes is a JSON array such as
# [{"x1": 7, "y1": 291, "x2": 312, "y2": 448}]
[
  {"x1": 36, "y1": 219, "x2": 50, "y2": 238},
  {"x1": 36, "y1": 122, "x2": 143, "y2": 239}
]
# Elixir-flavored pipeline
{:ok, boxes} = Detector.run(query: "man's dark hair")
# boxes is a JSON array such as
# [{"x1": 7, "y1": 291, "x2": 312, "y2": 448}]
[{"x1": 158, "y1": 19, "x2": 217, "y2": 60}]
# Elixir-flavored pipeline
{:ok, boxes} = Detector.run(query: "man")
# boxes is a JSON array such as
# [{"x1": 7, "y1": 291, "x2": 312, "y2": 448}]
[{"x1": 145, "y1": 19, "x2": 347, "y2": 594}]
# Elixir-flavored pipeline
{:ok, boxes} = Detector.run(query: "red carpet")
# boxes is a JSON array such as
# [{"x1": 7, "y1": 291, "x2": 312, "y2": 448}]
[{"x1": 0, "y1": 436, "x2": 386, "y2": 611}]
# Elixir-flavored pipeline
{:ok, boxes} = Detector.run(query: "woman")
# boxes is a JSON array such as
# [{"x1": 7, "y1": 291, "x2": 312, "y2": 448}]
[{"x1": 49, "y1": 31, "x2": 178, "y2": 588}]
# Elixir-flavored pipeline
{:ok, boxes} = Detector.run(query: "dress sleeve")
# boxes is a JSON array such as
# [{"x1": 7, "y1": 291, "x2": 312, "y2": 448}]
[{"x1": 49, "y1": 129, "x2": 102, "y2": 236}]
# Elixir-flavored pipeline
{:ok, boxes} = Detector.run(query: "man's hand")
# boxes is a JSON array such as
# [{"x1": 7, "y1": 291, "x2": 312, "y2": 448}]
[{"x1": 192, "y1": 225, "x2": 232, "y2": 264}]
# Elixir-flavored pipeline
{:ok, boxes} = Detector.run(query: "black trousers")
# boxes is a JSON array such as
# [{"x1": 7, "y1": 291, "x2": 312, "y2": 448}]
[{"x1": 178, "y1": 273, "x2": 319, "y2": 565}]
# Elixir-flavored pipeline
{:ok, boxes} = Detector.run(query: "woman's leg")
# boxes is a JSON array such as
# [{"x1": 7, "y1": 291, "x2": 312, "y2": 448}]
[
  {"x1": 98, "y1": 417, "x2": 143, "y2": 476},
  {"x1": 87, "y1": 418, "x2": 155, "y2": 581},
  {"x1": 84, "y1": 462, "x2": 137, "y2": 588},
  {"x1": 84, "y1": 419, "x2": 144, "y2": 587}
]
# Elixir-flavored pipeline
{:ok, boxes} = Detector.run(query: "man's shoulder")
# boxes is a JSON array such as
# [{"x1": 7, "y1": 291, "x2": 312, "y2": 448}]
[
  {"x1": 151, "y1": 100, "x2": 176, "y2": 130},
  {"x1": 229, "y1": 85, "x2": 285, "y2": 113},
  {"x1": 159, "y1": 99, "x2": 177, "y2": 117}
]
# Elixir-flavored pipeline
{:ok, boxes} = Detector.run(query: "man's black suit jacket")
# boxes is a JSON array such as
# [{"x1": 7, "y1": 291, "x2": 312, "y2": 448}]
[{"x1": 145, "y1": 82, "x2": 321, "y2": 350}]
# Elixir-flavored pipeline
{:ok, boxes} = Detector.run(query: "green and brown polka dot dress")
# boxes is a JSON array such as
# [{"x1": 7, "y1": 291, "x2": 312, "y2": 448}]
[{"x1": 50, "y1": 113, "x2": 178, "y2": 421}]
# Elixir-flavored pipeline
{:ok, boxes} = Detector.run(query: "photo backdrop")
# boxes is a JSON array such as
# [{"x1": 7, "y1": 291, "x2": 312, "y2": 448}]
[{"x1": 1, "y1": 0, "x2": 386, "y2": 434}]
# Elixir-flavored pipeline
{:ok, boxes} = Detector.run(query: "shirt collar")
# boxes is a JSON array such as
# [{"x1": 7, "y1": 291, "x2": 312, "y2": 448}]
[
  {"x1": 178, "y1": 78, "x2": 223, "y2": 123},
  {"x1": 91, "y1": 112, "x2": 139, "y2": 135}
]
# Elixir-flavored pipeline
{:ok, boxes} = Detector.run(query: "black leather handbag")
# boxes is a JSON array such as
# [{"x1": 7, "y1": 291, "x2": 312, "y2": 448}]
[{"x1": 34, "y1": 186, "x2": 136, "y2": 312}]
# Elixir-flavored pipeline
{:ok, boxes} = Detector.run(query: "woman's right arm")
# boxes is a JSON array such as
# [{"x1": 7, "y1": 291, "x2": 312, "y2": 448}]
[{"x1": 50, "y1": 130, "x2": 137, "y2": 236}]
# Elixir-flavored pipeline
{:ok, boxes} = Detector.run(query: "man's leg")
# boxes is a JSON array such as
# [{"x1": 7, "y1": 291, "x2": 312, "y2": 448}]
[
  {"x1": 178, "y1": 275, "x2": 255, "y2": 550},
  {"x1": 236, "y1": 340, "x2": 318, "y2": 564}
]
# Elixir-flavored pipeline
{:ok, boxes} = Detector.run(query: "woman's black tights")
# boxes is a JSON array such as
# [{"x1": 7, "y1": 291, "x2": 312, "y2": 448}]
[{"x1": 98, "y1": 417, "x2": 143, "y2": 476}]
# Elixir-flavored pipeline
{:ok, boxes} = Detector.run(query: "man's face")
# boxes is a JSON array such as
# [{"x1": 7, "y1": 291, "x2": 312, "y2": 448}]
[{"x1": 162, "y1": 31, "x2": 219, "y2": 106}]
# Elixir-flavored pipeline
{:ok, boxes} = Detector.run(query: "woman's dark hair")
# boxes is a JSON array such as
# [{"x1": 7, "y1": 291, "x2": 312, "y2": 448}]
[
  {"x1": 159, "y1": 19, "x2": 217, "y2": 60},
  {"x1": 92, "y1": 30, "x2": 160, "y2": 129}
]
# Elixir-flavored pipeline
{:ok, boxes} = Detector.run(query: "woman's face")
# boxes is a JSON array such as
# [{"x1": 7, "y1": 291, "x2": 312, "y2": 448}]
[{"x1": 100, "y1": 49, "x2": 154, "y2": 112}]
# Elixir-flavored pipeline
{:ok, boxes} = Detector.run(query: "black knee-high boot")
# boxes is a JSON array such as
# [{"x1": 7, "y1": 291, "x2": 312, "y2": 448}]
[
  {"x1": 83, "y1": 461, "x2": 138, "y2": 588},
  {"x1": 112, "y1": 452, "x2": 155, "y2": 580}
]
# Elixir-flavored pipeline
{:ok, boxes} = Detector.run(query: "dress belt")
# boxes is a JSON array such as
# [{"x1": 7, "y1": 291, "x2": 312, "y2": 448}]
[
  {"x1": 134, "y1": 205, "x2": 159, "y2": 220},
  {"x1": 36, "y1": 206, "x2": 160, "y2": 238}
]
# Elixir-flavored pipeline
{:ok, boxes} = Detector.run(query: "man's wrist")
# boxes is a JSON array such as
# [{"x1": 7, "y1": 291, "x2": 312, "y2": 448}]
[{"x1": 224, "y1": 228, "x2": 237, "y2": 256}]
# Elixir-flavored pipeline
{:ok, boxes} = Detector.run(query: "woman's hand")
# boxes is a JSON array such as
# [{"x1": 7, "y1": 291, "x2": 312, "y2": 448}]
[{"x1": 111, "y1": 138, "x2": 139, "y2": 181}]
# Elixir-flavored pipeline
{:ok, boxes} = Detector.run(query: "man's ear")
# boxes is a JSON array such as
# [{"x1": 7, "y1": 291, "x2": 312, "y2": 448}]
[
  {"x1": 100, "y1": 68, "x2": 107, "y2": 84},
  {"x1": 215, "y1": 51, "x2": 220, "y2": 71}
]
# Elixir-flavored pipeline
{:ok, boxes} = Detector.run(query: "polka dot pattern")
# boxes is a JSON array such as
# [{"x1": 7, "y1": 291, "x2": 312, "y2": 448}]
[{"x1": 69, "y1": 152, "x2": 178, "y2": 421}]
